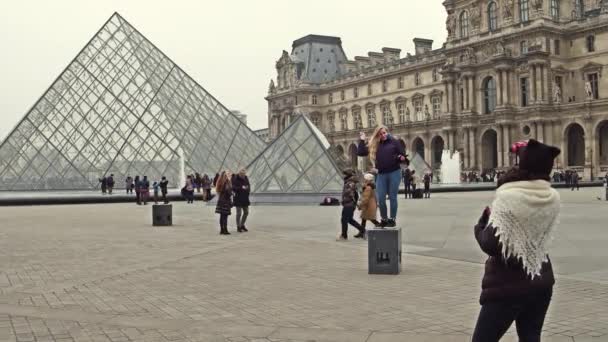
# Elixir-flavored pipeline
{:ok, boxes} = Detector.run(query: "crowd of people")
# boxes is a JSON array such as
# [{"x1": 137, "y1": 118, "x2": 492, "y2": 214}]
[{"x1": 98, "y1": 169, "x2": 252, "y2": 235}]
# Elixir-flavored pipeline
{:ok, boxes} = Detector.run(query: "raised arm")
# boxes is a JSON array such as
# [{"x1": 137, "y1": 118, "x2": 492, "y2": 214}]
[{"x1": 474, "y1": 207, "x2": 501, "y2": 256}]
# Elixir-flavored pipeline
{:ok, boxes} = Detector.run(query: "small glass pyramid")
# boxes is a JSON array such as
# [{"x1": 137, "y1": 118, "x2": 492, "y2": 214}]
[
  {"x1": 0, "y1": 13, "x2": 266, "y2": 190},
  {"x1": 247, "y1": 115, "x2": 343, "y2": 193}
]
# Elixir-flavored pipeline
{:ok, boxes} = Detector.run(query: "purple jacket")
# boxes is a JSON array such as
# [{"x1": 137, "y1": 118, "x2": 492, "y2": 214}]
[{"x1": 357, "y1": 135, "x2": 408, "y2": 174}]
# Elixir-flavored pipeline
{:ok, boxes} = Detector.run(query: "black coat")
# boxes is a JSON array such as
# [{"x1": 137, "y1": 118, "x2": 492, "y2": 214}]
[
  {"x1": 474, "y1": 211, "x2": 555, "y2": 305},
  {"x1": 215, "y1": 183, "x2": 233, "y2": 215},
  {"x1": 232, "y1": 175, "x2": 250, "y2": 207}
]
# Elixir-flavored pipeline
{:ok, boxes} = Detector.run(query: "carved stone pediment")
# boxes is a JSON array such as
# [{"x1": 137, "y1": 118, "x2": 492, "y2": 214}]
[
  {"x1": 411, "y1": 92, "x2": 425, "y2": 100},
  {"x1": 429, "y1": 89, "x2": 444, "y2": 97},
  {"x1": 394, "y1": 96, "x2": 407, "y2": 103},
  {"x1": 582, "y1": 62, "x2": 603, "y2": 74}
]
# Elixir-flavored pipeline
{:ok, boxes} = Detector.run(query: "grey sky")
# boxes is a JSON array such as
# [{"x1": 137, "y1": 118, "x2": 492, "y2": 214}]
[{"x1": 0, "y1": 0, "x2": 447, "y2": 142}]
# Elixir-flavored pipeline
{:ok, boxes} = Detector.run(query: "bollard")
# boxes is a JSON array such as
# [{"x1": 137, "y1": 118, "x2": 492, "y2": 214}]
[
  {"x1": 152, "y1": 204, "x2": 172, "y2": 226},
  {"x1": 368, "y1": 228, "x2": 402, "y2": 274}
]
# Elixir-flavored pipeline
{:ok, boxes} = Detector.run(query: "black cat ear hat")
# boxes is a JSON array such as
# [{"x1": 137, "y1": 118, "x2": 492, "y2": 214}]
[{"x1": 519, "y1": 139, "x2": 561, "y2": 177}]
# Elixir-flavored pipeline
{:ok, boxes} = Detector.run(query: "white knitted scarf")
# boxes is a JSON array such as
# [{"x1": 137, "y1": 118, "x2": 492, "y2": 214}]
[{"x1": 488, "y1": 180, "x2": 561, "y2": 279}]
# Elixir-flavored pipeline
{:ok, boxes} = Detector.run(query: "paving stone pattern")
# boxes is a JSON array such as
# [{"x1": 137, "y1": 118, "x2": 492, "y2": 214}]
[{"x1": 0, "y1": 188, "x2": 607, "y2": 341}]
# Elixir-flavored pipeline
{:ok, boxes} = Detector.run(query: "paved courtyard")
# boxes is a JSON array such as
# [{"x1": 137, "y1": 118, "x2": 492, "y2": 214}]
[{"x1": 1, "y1": 188, "x2": 607, "y2": 341}]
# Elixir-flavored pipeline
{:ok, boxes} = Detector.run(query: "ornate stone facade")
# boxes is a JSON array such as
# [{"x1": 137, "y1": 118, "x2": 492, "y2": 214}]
[{"x1": 266, "y1": 0, "x2": 608, "y2": 180}]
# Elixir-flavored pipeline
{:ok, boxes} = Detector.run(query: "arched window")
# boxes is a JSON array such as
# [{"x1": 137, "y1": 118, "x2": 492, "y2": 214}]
[
  {"x1": 520, "y1": 0, "x2": 530, "y2": 22},
  {"x1": 460, "y1": 11, "x2": 469, "y2": 38},
  {"x1": 483, "y1": 77, "x2": 497, "y2": 114},
  {"x1": 488, "y1": 2, "x2": 498, "y2": 31},
  {"x1": 550, "y1": 0, "x2": 559, "y2": 20}
]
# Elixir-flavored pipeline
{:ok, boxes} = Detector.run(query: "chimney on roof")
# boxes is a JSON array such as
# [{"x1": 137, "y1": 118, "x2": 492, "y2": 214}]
[{"x1": 413, "y1": 38, "x2": 433, "y2": 55}]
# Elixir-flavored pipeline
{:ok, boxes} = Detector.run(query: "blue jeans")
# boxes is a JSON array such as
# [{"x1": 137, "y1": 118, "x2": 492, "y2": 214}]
[{"x1": 375, "y1": 169, "x2": 401, "y2": 220}]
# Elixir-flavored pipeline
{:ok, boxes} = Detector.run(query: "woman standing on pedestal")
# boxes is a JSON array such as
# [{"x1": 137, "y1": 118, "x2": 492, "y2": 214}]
[{"x1": 357, "y1": 126, "x2": 409, "y2": 227}]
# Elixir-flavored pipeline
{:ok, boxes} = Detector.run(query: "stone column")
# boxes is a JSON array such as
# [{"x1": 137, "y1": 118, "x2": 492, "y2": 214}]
[
  {"x1": 539, "y1": 64, "x2": 545, "y2": 103},
  {"x1": 464, "y1": 128, "x2": 470, "y2": 168},
  {"x1": 451, "y1": 130, "x2": 456, "y2": 154},
  {"x1": 469, "y1": 76, "x2": 475, "y2": 112},
  {"x1": 445, "y1": 82, "x2": 450, "y2": 113},
  {"x1": 497, "y1": 70, "x2": 504, "y2": 107},
  {"x1": 497, "y1": 124, "x2": 504, "y2": 167},
  {"x1": 469, "y1": 128, "x2": 477, "y2": 169},
  {"x1": 505, "y1": 69, "x2": 511, "y2": 106},
  {"x1": 531, "y1": 65, "x2": 537, "y2": 104},
  {"x1": 538, "y1": 121, "x2": 544, "y2": 143},
  {"x1": 503, "y1": 124, "x2": 511, "y2": 167}
]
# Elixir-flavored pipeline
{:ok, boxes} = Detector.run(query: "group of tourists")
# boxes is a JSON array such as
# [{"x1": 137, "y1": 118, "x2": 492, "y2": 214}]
[
  {"x1": 341, "y1": 124, "x2": 562, "y2": 341},
  {"x1": 122, "y1": 175, "x2": 168, "y2": 205},
  {"x1": 401, "y1": 168, "x2": 432, "y2": 199},
  {"x1": 98, "y1": 174, "x2": 115, "y2": 195},
  {"x1": 214, "y1": 169, "x2": 251, "y2": 235}
]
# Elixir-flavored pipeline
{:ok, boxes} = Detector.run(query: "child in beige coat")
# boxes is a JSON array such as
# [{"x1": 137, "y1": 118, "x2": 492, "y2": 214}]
[{"x1": 358, "y1": 173, "x2": 381, "y2": 229}]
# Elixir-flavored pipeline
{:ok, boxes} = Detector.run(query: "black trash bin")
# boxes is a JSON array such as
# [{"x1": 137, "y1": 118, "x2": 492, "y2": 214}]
[
  {"x1": 368, "y1": 228, "x2": 402, "y2": 274},
  {"x1": 152, "y1": 204, "x2": 172, "y2": 226}
]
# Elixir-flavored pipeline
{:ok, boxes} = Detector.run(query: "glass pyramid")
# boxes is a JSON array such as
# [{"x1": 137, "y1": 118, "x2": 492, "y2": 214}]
[
  {"x1": 247, "y1": 115, "x2": 343, "y2": 194},
  {"x1": 408, "y1": 153, "x2": 432, "y2": 180},
  {"x1": 0, "y1": 13, "x2": 266, "y2": 190}
]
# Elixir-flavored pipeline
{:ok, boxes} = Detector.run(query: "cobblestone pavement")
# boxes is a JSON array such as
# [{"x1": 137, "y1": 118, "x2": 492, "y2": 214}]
[{"x1": 0, "y1": 188, "x2": 607, "y2": 341}]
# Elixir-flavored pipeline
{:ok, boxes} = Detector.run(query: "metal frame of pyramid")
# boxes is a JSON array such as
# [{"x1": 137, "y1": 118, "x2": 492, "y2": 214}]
[
  {"x1": 0, "y1": 13, "x2": 266, "y2": 190},
  {"x1": 246, "y1": 114, "x2": 343, "y2": 194}
]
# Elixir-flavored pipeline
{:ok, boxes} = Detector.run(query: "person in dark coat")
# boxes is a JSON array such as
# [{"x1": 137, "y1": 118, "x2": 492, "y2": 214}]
[
  {"x1": 338, "y1": 169, "x2": 366, "y2": 240},
  {"x1": 357, "y1": 126, "x2": 409, "y2": 227},
  {"x1": 140, "y1": 176, "x2": 150, "y2": 205},
  {"x1": 232, "y1": 168, "x2": 251, "y2": 232},
  {"x1": 202, "y1": 174, "x2": 212, "y2": 201},
  {"x1": 213, "y1": 173, "x2": 220, "y2": 188},
  {"x1": 472, "y1": 139, "x2": 561, "y2": 342},
  {"x1": 195, "y1": 172, "x2": 202, "y2": 193},
  {"x1": 423, "y1": 173, "x2": 431, "y2": 198},
  {"x1": 99, "y1": 176, "x2": 107, "y2": 195},
  {"x1": 571, "y1": 170, "x2": 580, "y2": 191},
  {"x1": 106, "y1": 174, "x2": 115, "y2": 195},
  {"x1": 215, "y1": 171, "x2": 233, "y2": 235},
  {"x1": 159, "y1": 176, "x2": 169, "y2": 204},
  {"x1": 402, "y1": 168, "x2": 412, "y2": 199},
  {"x1": 134, "y1": 176, "x2": 141, "y2": 204}
]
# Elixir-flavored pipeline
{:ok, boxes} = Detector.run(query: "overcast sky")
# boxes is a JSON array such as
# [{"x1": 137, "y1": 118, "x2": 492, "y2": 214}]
[{"x1": 0, "y1": 0, "x2": 447, "y2": 142}]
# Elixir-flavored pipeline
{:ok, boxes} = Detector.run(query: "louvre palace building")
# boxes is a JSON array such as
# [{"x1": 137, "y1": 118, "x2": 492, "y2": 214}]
[{"x1": 266, "y1": 0, "x2": 608, "y2": 180}]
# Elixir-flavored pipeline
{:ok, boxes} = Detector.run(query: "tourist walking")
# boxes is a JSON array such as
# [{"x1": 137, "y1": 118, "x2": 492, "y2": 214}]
[
  {"x1": 423, "y1": 172, "x2": 431, "y2": 198},
  {"x1": 571, "y1": 171, "x2": 580, "y2": 191},
  {"x1": 215, "y1": 171, "x2": 233, "y2": 235},
  {"x1": 140, "y1": 176, "x2": 150, "y2": 205},
  {"x1": 359, "y1": 173, "x2": 381, "y2": 229},
  {"x1": 357, "y1": 126, "x2": 409, "y2": 227},
  {"x1": 159, "y1": 176, "x2": 169, "y2": 203},
  {"x1": 410, "y1": 170, "x2": 418, "y2": 197},
  {"x1": 195, "y1": 173, "x2": 202, "y2": 193},
  {"x1": 338, "y1": 169, "x2": 366, "y2": 240},
  {"x1": 472, "y1": 139, "x2": 561, "y2": 342},
  {"x1": 134, "y1": 176, "x2": 141, "y2": 204},
  {"x1": 152, "y1": 181, "x2": 160, "y2": 204},
  {"x1": 184, "y1": 175, "x2": 195, "y2": 203},
  {"x1": 106, "y1": 174, "x2": 115, "y2": 195},
  {"x1": 125, "y1": 176, "x2": 133, "y2": 194},
  {"x1": 402, "y1": 167, "x2": 412, "y2": 199},
  {"x1": 232, "y1": 168, "x2": 251, "y2": 232},
  {"x1": 202, "y1": 174, "x2": 212, "y2": 201},
  {"x1": 99, "y1": 176, "x2": 107, "y2": 195},
  {"x1": 213, "y1": 173, "x2": 220, "y2": 188}
]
